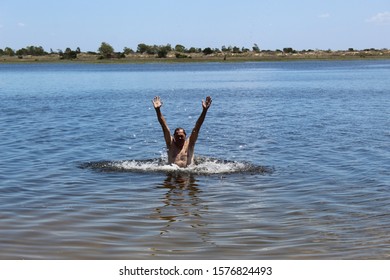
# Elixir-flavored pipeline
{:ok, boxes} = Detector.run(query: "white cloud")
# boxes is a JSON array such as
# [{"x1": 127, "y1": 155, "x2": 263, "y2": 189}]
[
  {"x1": 366, "y1": 11, "x2": 390, "y2": 24},
  {"x1": 17, "y1": 22, "x2": 26, "y2": 27},
  {"x1": 318, "y1": 13, "x2": 330, "y2": 19}
]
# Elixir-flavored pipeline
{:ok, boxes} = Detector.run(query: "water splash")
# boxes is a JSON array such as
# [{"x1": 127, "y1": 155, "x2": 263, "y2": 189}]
[{"x1": 80, "y1": 156, "x2": 272, "y2": 175}]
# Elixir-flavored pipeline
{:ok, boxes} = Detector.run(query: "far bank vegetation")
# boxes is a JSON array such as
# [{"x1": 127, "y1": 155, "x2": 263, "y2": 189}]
[{"x1": 1, "y1": 42, "x2": 389, "y2": 62}]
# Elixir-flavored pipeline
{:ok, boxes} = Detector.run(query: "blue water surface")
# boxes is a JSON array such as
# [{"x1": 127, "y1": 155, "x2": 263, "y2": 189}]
[{"x1": 0, "y1": 60, "x2": 389, "y2": 259}]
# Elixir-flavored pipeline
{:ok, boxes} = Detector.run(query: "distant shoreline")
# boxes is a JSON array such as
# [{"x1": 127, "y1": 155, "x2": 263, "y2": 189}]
[{"x1": 1, "y1": 49, "x2": 390, "y2": 64}]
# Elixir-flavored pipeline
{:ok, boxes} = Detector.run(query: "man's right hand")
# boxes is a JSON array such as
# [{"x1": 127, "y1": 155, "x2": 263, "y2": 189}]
[
  {"x1": 152, "y1": 96, "x2": 163, "y2": 109},
  {"x1": 202, "y1": 96, "x2": 212, "y2": 110}
]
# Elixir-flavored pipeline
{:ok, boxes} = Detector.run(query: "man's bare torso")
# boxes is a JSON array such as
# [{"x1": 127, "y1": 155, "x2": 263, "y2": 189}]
[{"x1": 167, "y1": 140, "x2": 194, "y2": 168}]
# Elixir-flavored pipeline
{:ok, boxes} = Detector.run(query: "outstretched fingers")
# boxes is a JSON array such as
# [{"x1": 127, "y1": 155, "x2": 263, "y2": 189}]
[
  {"x1": 202, "y1": 96, "x2": 212, "y2": 109},
  {"x1": 152, "y1": 96, "x2": 163, "y2": 108}
]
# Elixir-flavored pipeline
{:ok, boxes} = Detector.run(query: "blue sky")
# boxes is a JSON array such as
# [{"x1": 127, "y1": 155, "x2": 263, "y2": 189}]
[{"x1": 1, "y1": 0, "x2": 389, "y2": 52}]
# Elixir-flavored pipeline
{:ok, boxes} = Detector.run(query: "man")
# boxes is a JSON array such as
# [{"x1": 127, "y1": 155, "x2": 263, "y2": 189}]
[{"x1": 152, "y1": 96, "x2": 212, "y2": 168}]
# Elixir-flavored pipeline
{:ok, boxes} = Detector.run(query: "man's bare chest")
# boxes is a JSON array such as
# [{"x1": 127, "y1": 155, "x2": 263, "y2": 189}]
[
  {"x1": 168, "y1": 141, "x2": 190, "y2": 166},
  {"x1": 170, "y1": 142, "x2": 188, "y2": 157}
]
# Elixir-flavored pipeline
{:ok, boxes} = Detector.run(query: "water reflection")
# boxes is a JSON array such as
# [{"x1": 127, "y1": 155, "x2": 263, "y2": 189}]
[
  {"x1": 154, "y1": 174, "x2": 204, "y2": 233},
  {"x1": 150, "y1": 174, "x2": 214, "y2": 257}
]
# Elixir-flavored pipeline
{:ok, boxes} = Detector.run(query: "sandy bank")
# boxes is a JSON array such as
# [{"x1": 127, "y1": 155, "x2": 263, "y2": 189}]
[{"x1": 1, "y1": 49, "x2": 389, "y2": 63}]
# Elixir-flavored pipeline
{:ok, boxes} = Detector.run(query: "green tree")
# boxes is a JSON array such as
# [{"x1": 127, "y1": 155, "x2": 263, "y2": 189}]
[
  {"x1": 29, "y1": 46, "x2": 46, "y2": 55},
  {"x1": 157, "y1": 45, "x2": 171, "y2": 58},
  {"x1": 202, "y1": 47, "x2": 213, "y2": 55},
  {"x1": 4, "y1": 47, "x2": 15, "y2": 56},
  {"x1": 15, "y1": 46, "x2": 47, "y2": 56},
  {"x1": 283, "y1": 47, "x2": 294, "y2": 53},
  {"x1": 157, "y1": 48, "x2": 168, "y2": 58},
  {"x1": 137, "y1": 43, "x2": 149, "y2": 53},
  {"x1": 147, "y1": 45, "x2": 158, "y2": 55},
  {"x1": 222, "y1": 45, "x2": 232, "y2": 52},
  {"x1": 98, "y1": 42, "x2": 114, "y2": 58},
  {"x1": 188, "y1": 47, "x2": 198, "y2": 53},
  {"x1": 16, "y1": 48, "x2": 28, "y2": 56},
  {"x1": 59, "y1": 47, "x2": 77, "y2": 59},
  {"x1": 252, "y1": 43, "x2": 260, "y2": 53},
  {"x1": 123, "y1": 47, "x2": 133, "y2": 55},
  {"x1": 232, "y1": 46, "x2": 241, "y2": 53},
  {"x1": 175, "y1": 44, "x2": 186, "y2": 53}
]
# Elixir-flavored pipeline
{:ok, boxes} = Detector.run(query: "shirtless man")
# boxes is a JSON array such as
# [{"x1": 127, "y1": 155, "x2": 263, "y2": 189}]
[{"x1": 152, "y1": 96, "x2": 212, "y2": 167}]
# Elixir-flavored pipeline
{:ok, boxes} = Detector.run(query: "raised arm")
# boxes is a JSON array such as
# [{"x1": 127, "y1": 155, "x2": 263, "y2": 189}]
[
  {"x1": 152, "y1": 96, "x2": 172, "y2": 148},
  {"x1": 189, "y1": 96, "x2": 212, "y2": 147}
]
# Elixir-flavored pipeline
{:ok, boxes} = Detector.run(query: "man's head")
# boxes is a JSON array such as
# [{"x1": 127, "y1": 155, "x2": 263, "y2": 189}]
[{"x1": 173, "y1": 127, "x2": 187, "y2": 144}]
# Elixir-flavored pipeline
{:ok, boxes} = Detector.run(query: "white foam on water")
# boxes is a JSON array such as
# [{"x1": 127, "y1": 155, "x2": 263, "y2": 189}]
[
  {"x1": 82, "y1": 156, "x2": 271, "y2": 175},
  {"x1": 122, "y1": 159, "x2": 247, "y2": 174}
]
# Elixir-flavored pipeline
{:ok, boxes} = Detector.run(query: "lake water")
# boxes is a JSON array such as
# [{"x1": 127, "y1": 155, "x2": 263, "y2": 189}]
[{"x1": 0, "y1": 60, "x2": 389, "y2": 259}]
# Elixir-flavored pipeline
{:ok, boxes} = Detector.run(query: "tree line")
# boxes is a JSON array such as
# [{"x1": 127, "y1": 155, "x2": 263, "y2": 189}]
[
  {"x1": 1, "y1": 42, "x2": 384, "y2": 60},
  {"x1": 0, "y1": 42, "x2": 264, "y2": 59}
]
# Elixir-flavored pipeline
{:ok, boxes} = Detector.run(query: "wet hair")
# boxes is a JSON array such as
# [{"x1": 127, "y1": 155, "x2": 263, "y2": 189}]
[{"x1": 174, "y1": 127, "x2": 186, "y2": 136}]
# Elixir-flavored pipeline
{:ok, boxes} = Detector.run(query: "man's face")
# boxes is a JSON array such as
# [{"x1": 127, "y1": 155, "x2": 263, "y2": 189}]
[{"x1": 174, "y1": 129, "x2": 186, "y2": 143}]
